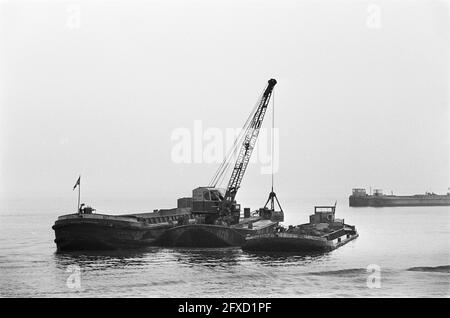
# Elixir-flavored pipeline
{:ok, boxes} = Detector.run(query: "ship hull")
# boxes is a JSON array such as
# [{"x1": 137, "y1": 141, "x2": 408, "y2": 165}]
[
  {"x1": 243, "y1": 232, "x2": 358, "y2": 252},
  {"x1": 156, "y1": 224, "x2": 246, "y2": 247},
  {"x1": 52, "y1": 210, "x2": 190, "y2": 252},
  {"x1": 53, "y1": 220, "x2": 169, "y2": 251},
  {"x1": 349, "y1": 195, "x2": 450, "y2": 207},
  {"x1": 156, "y1": 220, "x2": 278, "y2": 248}
]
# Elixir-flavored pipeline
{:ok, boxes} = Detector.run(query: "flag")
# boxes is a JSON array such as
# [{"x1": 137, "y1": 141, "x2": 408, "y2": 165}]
[{"x1": 73, "y1": 176, "x2": 80, "y2": 190}]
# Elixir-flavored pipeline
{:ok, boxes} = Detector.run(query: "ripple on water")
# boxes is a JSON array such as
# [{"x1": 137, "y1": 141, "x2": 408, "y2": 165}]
[{"x1": 406, "y1": 265, "x2": 450, "y2": 273}]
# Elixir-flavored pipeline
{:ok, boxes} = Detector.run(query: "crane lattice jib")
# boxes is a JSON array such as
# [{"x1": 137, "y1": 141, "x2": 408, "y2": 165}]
[{"x1": 225, "y1": 79, "x2": 277, "y2": 201}]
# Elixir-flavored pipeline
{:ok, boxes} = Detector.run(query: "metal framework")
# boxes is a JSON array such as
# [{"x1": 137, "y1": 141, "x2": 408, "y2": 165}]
[
  {"x1": 225, "y1": 79, "x2": 277, "y2": 201},
  {"x1": 204, "y1": 79, "x2": 277, "y2": 223},
  {"x1": 223, "y1": 79, "x2": 276, "y2": 202}
]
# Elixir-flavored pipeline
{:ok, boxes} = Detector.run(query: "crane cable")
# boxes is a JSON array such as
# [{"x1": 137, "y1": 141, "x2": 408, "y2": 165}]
[
  {"x1": 215, "y1": 86, "x2": 275, "y2": 190},
  {"x1": 215, "y1": 99, "x2": 260, "y2": 187},
  {"x1": 211, "y1": 108, "x2": 254, "y2": 188},
  {"x1": 208, "y1": 89, "x2": 264, "y2": 188},
  {"x1": 208, "y1": 95, "x2": 258, "y2": 187},
  {"x1": 208, "y1": 111, "x2": 251, "y2": 187},
  {"x1": 271, "y1": 88, "x2": 275, "y2": 191}
]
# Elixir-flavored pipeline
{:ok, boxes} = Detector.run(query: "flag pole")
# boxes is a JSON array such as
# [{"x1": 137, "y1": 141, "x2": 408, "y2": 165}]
[{"x1": 77, "y1": 175, "x2": 81, "y2": 213}]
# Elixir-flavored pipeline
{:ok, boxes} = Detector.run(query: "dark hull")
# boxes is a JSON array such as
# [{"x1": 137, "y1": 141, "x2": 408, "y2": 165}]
[
  {"x1": 157, "y1": 221, "x2": 278, "y2": 248},
  {"x1": 243, "y1": 233, "x2": 358, "y2": 252},
  {"x1": 349, "y1": 195, "x2": 450, "y2": 207},
  {"x1": 156, "y1": 224, "x2": 247, "y2": 247},
  {"x1": 53, "y1": 213, "x2": 181, "y2": 252},
  {"x1": 54, "y1": 222, "x2": 169, "y2": 251}
]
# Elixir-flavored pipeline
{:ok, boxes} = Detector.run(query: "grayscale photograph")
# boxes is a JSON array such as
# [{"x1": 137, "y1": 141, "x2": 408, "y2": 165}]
[{"x1": 0, "y1": 0, "x2": 449, "y2": 302}]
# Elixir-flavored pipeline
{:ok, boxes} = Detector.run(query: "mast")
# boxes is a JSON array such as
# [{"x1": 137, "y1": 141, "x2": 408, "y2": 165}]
[
  {"x1": 78, "y1": 176, "x2": 81, "y2": 213},
  {"x1": 73, "y1": 175, "x2": 81, "y2": 213}
]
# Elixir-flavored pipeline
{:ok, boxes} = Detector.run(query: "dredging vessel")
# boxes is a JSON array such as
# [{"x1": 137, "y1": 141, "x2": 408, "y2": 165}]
[
  {"x1": 53, "y1": 78, "x2": 283, "y2": 250},
  {"x1": 157, "y1": 78, "x2": 284, "y2": 247},
  {"x1": 242, "y1": 204, "x2": 358, "y2": 252},
  {"x1": 349, "y1": 188, "x2": 450, "y2": 207}
]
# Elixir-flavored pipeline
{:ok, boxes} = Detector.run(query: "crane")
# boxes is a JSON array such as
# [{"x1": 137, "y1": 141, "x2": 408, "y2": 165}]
[{"x1": 203, "y1": 78, "x2": 277, "y2": 224}]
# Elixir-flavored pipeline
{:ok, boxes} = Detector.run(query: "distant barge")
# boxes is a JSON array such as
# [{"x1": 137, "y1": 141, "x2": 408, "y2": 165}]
[
  {"x1": 349, "y1": 188, "x2": 450, "y2": 207},
  {"x1": 242, "y1": 205, "x2": 358, "y2": 252}
]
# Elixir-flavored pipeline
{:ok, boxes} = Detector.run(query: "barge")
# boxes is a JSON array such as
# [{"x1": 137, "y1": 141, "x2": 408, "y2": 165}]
[
  {"x1": 53, "y1": 78, "x2": 284, "y2": 250},
  {"x1": 349, "y1": 188, "x2": 450, "y2": 207},
  {"x1": 52, "y1": 204, "x2": 192, "y2": 251},
  {"x1": 242, "y1": 204, "x2": 358, "y2": 252},
  {"x1": 157, "y1": 79, "x2": 283, "y2": 248}
]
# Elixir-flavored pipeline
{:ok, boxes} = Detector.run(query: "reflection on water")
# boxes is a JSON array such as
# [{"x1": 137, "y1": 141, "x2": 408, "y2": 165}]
[
  {"x1": 169, "y1": 247, "x2": 242, "y2": 268},
  {"x1": 53, "y1": 247, "x2": 333, "y2": 271},
  {"x1": 244, "y1": 250, "x2": 332, "y2": 266},
  {"x1": 53, "y1": 248, "x2": 155, "y2": 271}
]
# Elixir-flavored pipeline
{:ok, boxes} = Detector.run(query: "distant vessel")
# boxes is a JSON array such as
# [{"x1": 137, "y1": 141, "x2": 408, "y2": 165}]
[
  {"x1": 349, "y1": 188, "x2": 450, "y2": 207},
  {"x1": 52, "y1": 205, "x2": 192, "y2": 251},
  {"x1": 242, "y1": 204, "x2": 358, "y2": 252}
]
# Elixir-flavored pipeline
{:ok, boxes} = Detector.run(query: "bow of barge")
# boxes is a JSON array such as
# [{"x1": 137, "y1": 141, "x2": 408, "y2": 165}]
[{"x1": 52, "y1": 206, "x2": 192, "y2": 252}]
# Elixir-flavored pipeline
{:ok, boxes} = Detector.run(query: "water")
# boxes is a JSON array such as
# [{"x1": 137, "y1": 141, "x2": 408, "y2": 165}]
[{"x1": 0, "y1": 197, "x2": 449, "y2": 297}]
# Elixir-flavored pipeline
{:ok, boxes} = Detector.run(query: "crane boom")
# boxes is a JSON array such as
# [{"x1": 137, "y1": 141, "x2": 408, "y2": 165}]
[
  {"x1": 192, "y1": 79, "x2": 277, "y2": 225},
  {"x1": 224, "y1": 78, "x2": 277, "y2": 202}
]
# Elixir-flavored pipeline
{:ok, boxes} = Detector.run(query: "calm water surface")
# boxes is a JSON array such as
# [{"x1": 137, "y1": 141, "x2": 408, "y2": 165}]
[{"x1": 0, "y1": 197, "x2": 449, "y2": 297}]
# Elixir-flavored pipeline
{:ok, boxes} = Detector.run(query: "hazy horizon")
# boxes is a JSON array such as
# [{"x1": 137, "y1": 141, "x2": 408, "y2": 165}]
[{"x1": 1, "y1": 0, "x2": 449, "y2": 208}]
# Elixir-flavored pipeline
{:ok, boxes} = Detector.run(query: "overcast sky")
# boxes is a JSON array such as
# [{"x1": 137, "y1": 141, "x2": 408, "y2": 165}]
[{"x1": 0, "y1": 0, "x2": 448, "y2": 208}]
